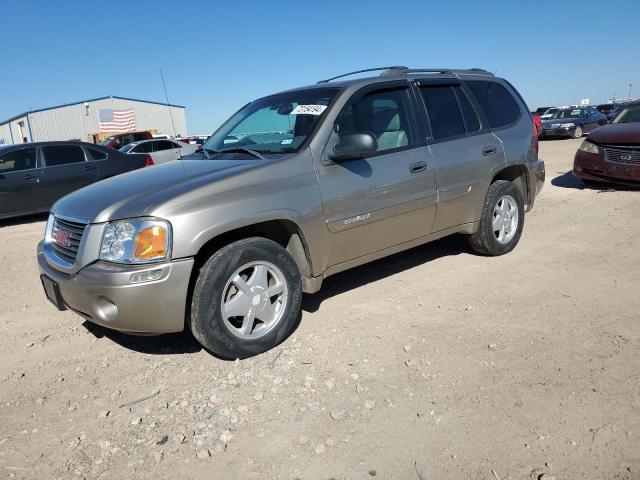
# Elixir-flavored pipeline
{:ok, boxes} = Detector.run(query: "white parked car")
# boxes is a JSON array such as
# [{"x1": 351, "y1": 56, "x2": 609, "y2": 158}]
[{"x1": 119, "y1": 139, "x2": 199, "y2": 164}]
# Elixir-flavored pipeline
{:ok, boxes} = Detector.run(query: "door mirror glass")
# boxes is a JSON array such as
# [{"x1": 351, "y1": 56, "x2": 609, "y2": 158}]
[{"x1": 329, "y1": 132, "x2": 378, "y2": 161}]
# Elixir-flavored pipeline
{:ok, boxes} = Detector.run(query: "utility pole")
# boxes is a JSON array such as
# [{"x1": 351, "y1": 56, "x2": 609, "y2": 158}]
[{"x1": 629, "y1": 83, "x2": 633, "y2": 100}]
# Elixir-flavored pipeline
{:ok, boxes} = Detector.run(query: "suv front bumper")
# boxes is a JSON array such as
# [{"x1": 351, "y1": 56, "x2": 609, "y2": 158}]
[{"x1": 37, "y1": 241, "x2": 193, "y2": 334}]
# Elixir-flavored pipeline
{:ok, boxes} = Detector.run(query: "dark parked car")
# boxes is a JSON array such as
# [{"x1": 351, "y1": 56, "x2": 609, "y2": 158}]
[
  {"x1": 539, "y1": 106, "x2": 608, "y2": 139},
  {"x1": 99, "y1": 131, "x2": 152, "y2": 150},
  {"x1": 0, "y1": 141, "x2": 152, "y2": 220},
  {"x1": 573, "y1": 101, "x2": 640, "y2": 186},
  {"x1": 534, "y1": 107, "x2": 553, "y2": 115}
]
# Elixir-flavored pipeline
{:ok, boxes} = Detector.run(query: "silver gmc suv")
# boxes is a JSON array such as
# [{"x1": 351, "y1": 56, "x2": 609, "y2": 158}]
[{"x1": 38, "y1": 67, "x2": 545, "y2": 358}]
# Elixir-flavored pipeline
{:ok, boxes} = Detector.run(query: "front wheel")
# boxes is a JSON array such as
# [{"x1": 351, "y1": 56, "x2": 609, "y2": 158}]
[
  {"x1": 468, "y1": 180, "x2": 525, "y2": 256},
  {"x1": 190, "y1": 237, "x2": 302, "y2": 359}
]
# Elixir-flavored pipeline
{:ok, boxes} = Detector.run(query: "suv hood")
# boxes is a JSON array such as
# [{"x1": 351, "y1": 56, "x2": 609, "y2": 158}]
[
  {"x1": 588, "y1": 123, "x2": 640, "y2": 145},
  {"x1": 52, "y1": 159, "x2": 252, "y2": 224}
]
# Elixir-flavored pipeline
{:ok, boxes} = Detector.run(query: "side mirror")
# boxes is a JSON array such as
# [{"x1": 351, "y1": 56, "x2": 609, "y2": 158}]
[{"x1": 328, "y1": 132, "x2": 378, "y2": 161}]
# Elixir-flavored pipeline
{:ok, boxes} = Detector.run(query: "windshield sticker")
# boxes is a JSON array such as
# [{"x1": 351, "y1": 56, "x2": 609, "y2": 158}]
[
  {"x1": 290, "y1": 104, "x2": 327, "y2": 115},
  {"x1": 281, "y1": 139, "x2": 293, "y2": 145}
]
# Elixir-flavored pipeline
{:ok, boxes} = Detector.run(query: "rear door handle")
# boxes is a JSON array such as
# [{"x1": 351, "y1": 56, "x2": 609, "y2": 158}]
[
  {"x1": 84, "y1": 165, "x2": 97, "y2": 172},
  {"x1": 482, "y1": 146, "x2": 497, "y2": 156},
  {"x1": 409, "y1": 161, "x2": 427, "y2": 173}
]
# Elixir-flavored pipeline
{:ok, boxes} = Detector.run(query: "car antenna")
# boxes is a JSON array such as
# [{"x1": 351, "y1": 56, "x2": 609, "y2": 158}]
[{"x1": 160, "y1": 68, "x2": 182, "y2": 160}]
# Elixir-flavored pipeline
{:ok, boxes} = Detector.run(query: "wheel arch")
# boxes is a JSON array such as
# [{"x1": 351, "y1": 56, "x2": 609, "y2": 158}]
[{"x1": 490, "y1": 164, "x2": 531, "y2": 208}]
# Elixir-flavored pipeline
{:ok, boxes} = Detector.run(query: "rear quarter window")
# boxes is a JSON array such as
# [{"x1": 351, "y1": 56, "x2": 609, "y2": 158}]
[
  {"x1": 86, "y1": 147, "x2": 108, "y2": 160},
  {"x1": 466, "y1": 80, "x2": 521, "y2": 129}
]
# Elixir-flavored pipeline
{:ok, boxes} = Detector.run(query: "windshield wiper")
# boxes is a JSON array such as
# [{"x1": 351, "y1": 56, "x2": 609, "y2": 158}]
[{"x1": 206, "y1": 147, "x2": 266, "y2": 160}]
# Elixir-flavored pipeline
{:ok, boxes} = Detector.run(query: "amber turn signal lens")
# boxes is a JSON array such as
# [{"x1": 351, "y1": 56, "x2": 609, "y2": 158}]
[{"x1": 134, "y1": 226, "x2": 167, "y2": 260}]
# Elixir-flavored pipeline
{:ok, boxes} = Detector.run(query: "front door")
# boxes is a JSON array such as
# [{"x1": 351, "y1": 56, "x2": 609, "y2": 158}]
[
  {"x1": 40, "y1": 144, "x2": 98, "y2": 206},
  {"x1": 315, "y1": 83, "x2": 438, "y2": 267},
  {"x1": 0, "y1": 146, "x2": 46, "y2": 217}
]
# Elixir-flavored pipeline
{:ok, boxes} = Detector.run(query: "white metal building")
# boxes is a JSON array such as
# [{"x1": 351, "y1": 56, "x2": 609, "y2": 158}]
[{"x1": 0, "y1": 96, "x2": 187, "y2": 146}]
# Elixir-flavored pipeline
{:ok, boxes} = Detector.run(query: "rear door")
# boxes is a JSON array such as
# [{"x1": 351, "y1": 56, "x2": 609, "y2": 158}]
[
  {"x1": 151, "y1": 140, "x2": 180, "y2": 164},
  {"x1": 84, "y1": 145, "x2": 111, "y2": 179},
  {"x1": 315, "y1": 82, "x2": 438, "y2": 266},
  {"x1": 416, "y1": 79, "x2": 506, "y2": 231},
  {"x1": 0, "y1": 146, "x2": 47, "y2": 217},
  {"x1": 40, "y1": 144, "x2": 98, "y2": 206}
]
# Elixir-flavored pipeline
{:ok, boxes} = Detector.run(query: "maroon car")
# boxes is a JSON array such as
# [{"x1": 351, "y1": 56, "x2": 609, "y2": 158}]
[{"x1": 573, "y1": 101, "x2": 640, "y2": 186}]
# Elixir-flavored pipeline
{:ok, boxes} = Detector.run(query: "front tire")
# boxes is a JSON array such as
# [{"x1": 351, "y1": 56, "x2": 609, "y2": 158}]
[
  {"x1": 468, "y1": 180, "x2": 525, "y2": 256},
  {"x1": 190, "y1": 237, "x2": 302, "y2": 359}
]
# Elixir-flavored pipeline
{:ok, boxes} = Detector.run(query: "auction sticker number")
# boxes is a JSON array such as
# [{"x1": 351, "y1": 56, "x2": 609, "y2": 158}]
[{"x1": 290, "y1": 105, "x2": 327, "y2": 115}]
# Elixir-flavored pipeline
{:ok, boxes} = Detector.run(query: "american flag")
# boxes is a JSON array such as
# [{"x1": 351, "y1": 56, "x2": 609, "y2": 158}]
[{"x1": 98, "y1": 108, "x2": 136, "y2": 132}]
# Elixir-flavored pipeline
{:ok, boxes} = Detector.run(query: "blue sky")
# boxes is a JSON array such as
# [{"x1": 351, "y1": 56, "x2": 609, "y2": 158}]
[{"x1": 1, "y1": 0, "x2": 638, "y2": 134}]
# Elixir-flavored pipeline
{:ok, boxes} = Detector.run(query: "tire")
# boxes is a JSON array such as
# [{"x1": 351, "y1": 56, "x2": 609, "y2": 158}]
[
  {"x1": 468, "y1": 180, "x2": 525, "y2": 256},
  {"x1": 190, "y1": 237, "x2": 302, "y2": 359},
  {"x1": 572, "y1": 126, "x2": 583, "y2": 139}
]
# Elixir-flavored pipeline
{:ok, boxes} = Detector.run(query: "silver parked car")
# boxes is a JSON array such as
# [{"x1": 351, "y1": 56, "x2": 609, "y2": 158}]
[
  {"x1": 38, "y1": 67, "x2": 545, "y2": 358},
  {"x1": 119, "y1": 139, "x2": 199, "y2": 164}
]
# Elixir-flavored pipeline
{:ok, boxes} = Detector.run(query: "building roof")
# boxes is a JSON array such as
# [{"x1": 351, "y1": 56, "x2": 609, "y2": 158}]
[{"x1": 0, "y1": 95, "x2": 185, "y2": 125}]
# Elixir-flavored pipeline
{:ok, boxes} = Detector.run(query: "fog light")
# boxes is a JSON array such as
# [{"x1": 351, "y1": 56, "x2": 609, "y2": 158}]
[{"x1": 130, "y1": 269, "x2": 163, "y2": 283}]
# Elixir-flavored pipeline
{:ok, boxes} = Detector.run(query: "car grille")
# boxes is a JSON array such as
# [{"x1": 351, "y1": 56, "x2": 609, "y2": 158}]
[
  {"x1": 604, "y1": 146, "x2": 640, "y2": 165},
  {"x1": 51, "y1": 217, "x2": 87, "y2": 264}
]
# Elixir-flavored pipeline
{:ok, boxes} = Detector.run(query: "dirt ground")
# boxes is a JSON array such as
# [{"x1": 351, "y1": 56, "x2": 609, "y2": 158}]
[{"x1": 1, "y1": 138, "x2": 639, "y2": 480}]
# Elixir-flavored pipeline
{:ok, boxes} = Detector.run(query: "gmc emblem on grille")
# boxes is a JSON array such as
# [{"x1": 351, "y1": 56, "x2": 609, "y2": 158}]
[{"x1": 53, "y1": 228, "x2": 72, "y2": 247}]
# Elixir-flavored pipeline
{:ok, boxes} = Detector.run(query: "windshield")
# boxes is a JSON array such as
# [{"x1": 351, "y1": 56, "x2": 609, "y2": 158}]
[
  {"x1": 99, "y1": 135, "x2": 116, "y2": 145},
  {"x1": 613, "y1": 104, "x2": 640, "y2": 124},
  {"x1": 548, "y1": 108, "x2": 582, "y2": 119},
  {"x1": 203, "y1": 87, "x2": 340, "y2": 157}
]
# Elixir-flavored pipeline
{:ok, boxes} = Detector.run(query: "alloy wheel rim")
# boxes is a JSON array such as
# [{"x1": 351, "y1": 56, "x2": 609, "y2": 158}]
[
  {"x1": 492, "y1": 195, "x2": 519, "y2": 244},
  {"x1": 221, "y1": 261, "x2": 288, "y2": 340}
]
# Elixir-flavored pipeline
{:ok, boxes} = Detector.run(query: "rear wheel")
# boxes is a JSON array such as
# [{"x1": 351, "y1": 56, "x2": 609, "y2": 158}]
[
  {"x1": 468, "y1": 180, "x2": 525, "y2": 256},
  {"x1": 572, "y1": 126, "x2": 583, "y2": 138},
  {"x1": 190, "y1": 238, "x2": 302, "y2": 359}
]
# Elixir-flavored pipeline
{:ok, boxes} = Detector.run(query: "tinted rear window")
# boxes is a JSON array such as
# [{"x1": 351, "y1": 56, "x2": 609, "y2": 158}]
[
  {"x1": 466, "y1": 80, "x2": 521, "y2": 129},
  {"x1": 86, "y1": 147, "x2": 107, "y2": 160},
  {"x1": 42, "y1": 145, "x2": 85, "y2": 166},
  {"x1": 419, "y1": 86, "x2": 466, "y2": 139}
]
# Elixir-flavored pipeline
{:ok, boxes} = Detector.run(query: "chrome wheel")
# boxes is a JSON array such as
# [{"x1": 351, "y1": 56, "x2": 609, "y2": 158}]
[
  {"x1": 492, "y1": 195, "x2": 519, "y2": 244},
  {"x1": 221, "y1": 261, "x2": 288, "y2": 340},
  {"x1": 573, "y1": 126, "x2": 583, "y2": 138}
]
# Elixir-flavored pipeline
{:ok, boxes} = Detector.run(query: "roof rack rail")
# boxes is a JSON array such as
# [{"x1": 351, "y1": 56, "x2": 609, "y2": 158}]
[
  {"x1": 380, "y1": 67, "x2": 494, "y2": 77},
  {"x1": 317, "y1": 66, "x2": 409, "y2": 84}
]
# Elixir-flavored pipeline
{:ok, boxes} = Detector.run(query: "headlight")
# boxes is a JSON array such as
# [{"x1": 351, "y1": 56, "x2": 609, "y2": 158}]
[
  {"x1": 99, "y1": 218, "x2": 171, "y2": 264},
  {"x1": 563, "y1": 123, "x2": 575, "y2": 128},
  {"x1": 578, "y1": 139, "x2": 600, "y2": 154}
]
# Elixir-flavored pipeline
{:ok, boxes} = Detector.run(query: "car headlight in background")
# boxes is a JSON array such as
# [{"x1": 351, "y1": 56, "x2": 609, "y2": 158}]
[
  {"x1": 100, "y1": 218, "x2": 171, "y2": 264},
  {"x1": 578, "y1": 139, "x2": 600, "y2": 154},
  {"x1": 563, "y1": 123, "x2": 575, "y2": 128}
]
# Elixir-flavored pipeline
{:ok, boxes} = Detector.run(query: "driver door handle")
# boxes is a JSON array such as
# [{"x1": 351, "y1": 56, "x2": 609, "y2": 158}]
[
  {"x1": 23, "y1": 173, "x2": 39, "y2": 182},
  {"x1": 409, "y1": 161, "x2": 427, "y2": 173}
]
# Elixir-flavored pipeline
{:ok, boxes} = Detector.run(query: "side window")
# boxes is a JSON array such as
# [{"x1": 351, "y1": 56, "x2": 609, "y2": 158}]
[
  {"x1": 455, "y1": 88, "x2": 481, "y2": 132},
  {"x1": 466, "y1": 80, "x2": 521, "y2": 129},
  {"x1": 86, "y1": 147, "x2": 107, "y2": 160},
  {"x1": 42, "y1": 145, "x2": 86, "y2": 167},
  {"x1": 133, "y1": 133, "x2": 148, "y2": 142},
  {"x1": 337, "y1": 87, "x2": 414, "y2": 153},
  {"x1": 419, "y1": 86, "x2": 466, "y2": 140},
  {"x1": 170, "y1": 142, "x2": 182, "y2": 149},
  {"x1": 0, "y1": 148, "x2": 37, "y2": 172},
  {"x1": 133, "y1": 142, "x2": 153, "y2": 154},
  {"x1": 156, "y1": 140, "x2": 174, "y2": 151}
]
